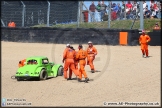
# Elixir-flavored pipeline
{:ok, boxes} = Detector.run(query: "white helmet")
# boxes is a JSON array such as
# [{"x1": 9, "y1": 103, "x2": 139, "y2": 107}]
[
  {"x1": 66, "y1": 44, "x2": 70, "y2": 47},
  {"x1": 88, "y1": 41, "x2": 92, "y2": 44}
]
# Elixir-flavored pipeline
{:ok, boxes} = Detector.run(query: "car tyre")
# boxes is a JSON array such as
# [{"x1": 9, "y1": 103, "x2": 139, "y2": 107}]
[
  {"x1": 57, "y1": 66, "x2": 63, "y2": 76},
  {"x1": 39, "y1": 69, "x2": 47, "y2": 80}
]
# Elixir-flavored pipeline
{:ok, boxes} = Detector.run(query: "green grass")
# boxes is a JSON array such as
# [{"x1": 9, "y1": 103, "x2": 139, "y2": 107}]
[{"x1": 32, "y1": 18, "x2": 161, "y2": 32}]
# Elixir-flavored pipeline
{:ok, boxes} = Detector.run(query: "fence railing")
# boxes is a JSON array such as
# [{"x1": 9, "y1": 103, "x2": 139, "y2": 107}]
[{"x1": 1, "y1": 1, "x2": 161, "y2": 29}]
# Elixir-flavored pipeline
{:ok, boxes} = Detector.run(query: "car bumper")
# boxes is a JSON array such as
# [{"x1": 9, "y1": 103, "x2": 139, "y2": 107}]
[{"x1": 15, "y1": 76, "x2": 38, "y2": 79}]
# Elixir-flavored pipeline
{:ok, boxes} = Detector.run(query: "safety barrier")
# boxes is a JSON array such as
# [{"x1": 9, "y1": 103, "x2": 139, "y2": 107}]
[{"x1": 1, "y1": 27, "x2": 161, "y2": 46}]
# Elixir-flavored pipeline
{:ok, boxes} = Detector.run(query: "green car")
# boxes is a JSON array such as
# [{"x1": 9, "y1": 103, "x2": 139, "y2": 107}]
[{"x1": 15, "y1": 56, "x2": 63, "y2": 81}]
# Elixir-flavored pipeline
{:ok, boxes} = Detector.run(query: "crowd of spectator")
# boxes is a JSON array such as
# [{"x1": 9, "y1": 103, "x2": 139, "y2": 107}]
[{"x1": 88, "y1": 0, "x2": 161, "y2": 22}]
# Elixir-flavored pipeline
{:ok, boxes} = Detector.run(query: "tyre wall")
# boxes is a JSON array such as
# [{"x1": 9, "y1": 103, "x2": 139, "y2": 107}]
[{"x1": 1, "y1": 27, "x2": 161, "y2": 46}]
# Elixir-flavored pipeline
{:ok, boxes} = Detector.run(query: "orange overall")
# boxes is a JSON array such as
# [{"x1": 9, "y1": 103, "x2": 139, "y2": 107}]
[
  {"x1": 63, "y1": 48, "x2": 79, "y2": 79},
  {"x1": 139, "y1": 34, "x2": 151, "y2": 57},
  {"x1": 18, "y1": 59, "x2": 26, "y2": 67},
  {"x1": 69, "y1": 50, "x2": 79, "y2": 78},
  {"x1": 76, "y1": 49, "x2": 88, "y2": 80},
  {"x1": 87, "y1": 46, "x2": 97, "y2": 71}
]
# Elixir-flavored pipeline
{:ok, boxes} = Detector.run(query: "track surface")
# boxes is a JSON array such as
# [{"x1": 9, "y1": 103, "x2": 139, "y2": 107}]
[{"x1": 1, "y1": 41, "x2": 160, "y2": 107}]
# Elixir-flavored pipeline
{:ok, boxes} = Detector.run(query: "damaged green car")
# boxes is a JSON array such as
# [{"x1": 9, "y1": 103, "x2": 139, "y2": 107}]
[{"x1": 15, "y1": 56, "x2": 63, "y2": 81}]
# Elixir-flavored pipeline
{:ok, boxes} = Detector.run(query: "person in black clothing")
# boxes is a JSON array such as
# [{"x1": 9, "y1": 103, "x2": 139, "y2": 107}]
[
  {"x1": 144, "y1": 7, "x2": 151, "y2": 18},
  {"x1": 100, "y1": 0, "x2": 107, "y2": 21}
]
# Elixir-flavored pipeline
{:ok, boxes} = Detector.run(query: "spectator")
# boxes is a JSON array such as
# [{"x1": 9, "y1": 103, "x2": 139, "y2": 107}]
[
  {"x1": 154, "y1": 1, "x2": 159, "y2": 12},
  {"x1": 100, "y1": 0, "x2": 107, "y2": 21},
  {"x1": 95, "y1": 1, "x2": 101, "y2": 22},
  {"x1": 153, "y1": 23, "x2": 161, "y2": 30},
  {"x1": 129, "y1": 8, "x2": 137, "y2": 19},
  {"x1": 120, "y1": 1, "x2": 126, "y2": 19},
  {"x1": 143, "y1": 1, "x2": 147, "y2": 13},
  {"x1": 116, "y1": 3, "x2": 121, "y2": 20},
  {"x1": 132, "y1": 1, "x2": 138, "y2": 14},
  {"x1": 108, "y1": 1, "x2": 113, "y2": 9},
  {"x1": 150, "y1": 1, "x2": 158, "y2": 13},
  {"x1": 126, "y1": 1, "x2": 132, "y2": 13},
  {"x1": 144, "y1": 7, "x2": 151, "y2": 19},
  {"x1": 150, "y1": 0, "x2": 155, "y2": 11},
  {"x1": 89, "y1": 1, "x2": 96, "y2": 22},
  {"x1": 156, "y1": 1, "x2": 161, "y2": 19},
  {"x1": 151, "y1": 9, "x2": 158, "y2": 18},
  {"x1": 126, "y1": 9, "x2": 132, "y2": 19},
  {"x1": 112, "y1": 3, "x2": 119, "y2": 13},
  {"x1": 8, "y1": 20, "x2": 16, "y2": 27},
  {"x1": 111, "y1": 3, "x2": 118, "y2": 20}
]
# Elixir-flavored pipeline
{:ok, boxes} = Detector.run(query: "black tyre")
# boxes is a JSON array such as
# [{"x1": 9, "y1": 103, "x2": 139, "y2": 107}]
[
  {"x1": 39, "y1": 69, "x2": 47, "y2": 80},
  {"x1": 57, "y1": 66, "x2": 63, "y2": 76}
]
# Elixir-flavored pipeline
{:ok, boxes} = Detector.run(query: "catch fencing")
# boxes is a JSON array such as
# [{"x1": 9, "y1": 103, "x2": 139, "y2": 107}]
[{"x1": 1, "y1": 1, "x2": 161, "y2": 29}]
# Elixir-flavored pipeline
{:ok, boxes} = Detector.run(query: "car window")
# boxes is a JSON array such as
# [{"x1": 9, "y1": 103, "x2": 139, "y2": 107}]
[
  {"x1": 42, "y1": 59, "x2": 49, "y2": 64},
  {"x1": 27, "y1": 59, "x2": 37, "y2": 65}
]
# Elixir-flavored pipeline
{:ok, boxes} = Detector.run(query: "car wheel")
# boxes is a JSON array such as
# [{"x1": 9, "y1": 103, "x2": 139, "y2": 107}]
[
  {"x1": 57, "y1": 66, "x2": 63, "y2": 76},
  {"x1": 39, "y1": 69, "x2": 47, "y2": 80}
]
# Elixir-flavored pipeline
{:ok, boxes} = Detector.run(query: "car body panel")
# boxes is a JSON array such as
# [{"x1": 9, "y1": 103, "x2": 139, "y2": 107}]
[{"x1": 52, "y1": 64, "x2": 62, "y2": 77}]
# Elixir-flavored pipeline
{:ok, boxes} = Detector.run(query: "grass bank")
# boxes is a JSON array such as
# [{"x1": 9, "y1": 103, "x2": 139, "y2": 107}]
[{"x1": 32, "y1": 18, "x2": 161, "y2": 32}]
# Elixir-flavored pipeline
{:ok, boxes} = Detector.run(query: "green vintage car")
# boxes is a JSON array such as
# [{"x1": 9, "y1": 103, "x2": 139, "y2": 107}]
[{"x1": 15, "y1": 56, "x2": 63, "y2": 81}]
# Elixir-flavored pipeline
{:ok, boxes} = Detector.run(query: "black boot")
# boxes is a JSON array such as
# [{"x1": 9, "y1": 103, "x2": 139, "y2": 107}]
[
  {"x1": 91, "y1": 70, "x2": 95, "y2": 73},
  {"x1": 85, "y1": 77, "x2": 89, "y2": 83},
  {"x1": 78, "y1": 78, "x2": 82, "y2": 82},
  {"x1": 67, "y1": 78, "x2": 72, "y2": 80}
]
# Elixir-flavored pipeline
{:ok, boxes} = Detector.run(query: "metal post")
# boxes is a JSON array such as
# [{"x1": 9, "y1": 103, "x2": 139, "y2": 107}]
[
  {"x1": 124, "y1": 1, "x2": 126, "y2": 19},
  {"x1": 47, "y1": 1, "x2": 50, "y2": 27},
  {"x1": 77, "y1": 1, "x2": 80, "y2": 28},
  {"x1": 130, "y1": 14, "x2": 138, "y2": 29},
  {"x1": 21, "y1": 1, "x2": 25, "y2": 27},
  {"x1": 157, "y1": 1, "x2": 161, "y2": 19},
  {"x1": 108, "y1": 1, "x2": 111, "y2": 28},
  {"x1": 79, "y1": 1, "x2": 83, "y2": 23},
  {"x1": 140, "y1": 1, "x2": 144, "y2": 30},
  {"x1": 1, "y1": 19, "x2": 5, "y2": 27}
]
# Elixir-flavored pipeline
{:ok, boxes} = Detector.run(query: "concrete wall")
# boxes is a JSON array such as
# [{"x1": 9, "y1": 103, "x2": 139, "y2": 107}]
[{"x1": 1, "y1": 27, "x2": 160, "y2": 46}]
